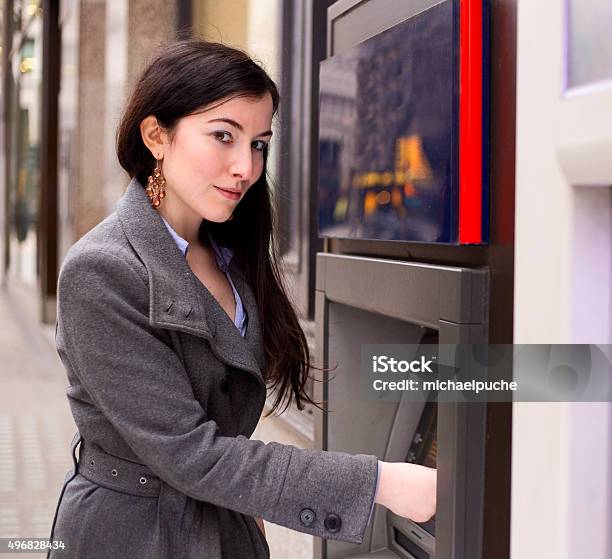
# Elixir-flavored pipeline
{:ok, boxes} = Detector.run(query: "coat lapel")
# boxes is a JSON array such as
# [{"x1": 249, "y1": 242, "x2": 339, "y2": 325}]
[{"x1": 116, "y1": 177, "x2": 266, "y2": 387}]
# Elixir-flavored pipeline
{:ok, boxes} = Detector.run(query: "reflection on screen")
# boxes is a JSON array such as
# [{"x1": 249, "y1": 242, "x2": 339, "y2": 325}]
[{"x1": 318, "y1": 0, "x2": 455, "y2": 242}]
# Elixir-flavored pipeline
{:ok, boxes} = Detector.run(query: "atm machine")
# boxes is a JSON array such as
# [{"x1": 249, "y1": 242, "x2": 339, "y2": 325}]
[
  {"x1": 315, "y1": 1, "x2": 496, "y2": 558},
  {"x1": 315, "y1": 256, "x2": 489, "y2": 559}
]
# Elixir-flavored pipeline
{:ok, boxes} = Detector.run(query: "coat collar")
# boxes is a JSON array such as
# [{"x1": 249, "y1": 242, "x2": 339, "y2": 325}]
[{"x1": 116, "y1": 177, "x2": 266, "y2": 387}]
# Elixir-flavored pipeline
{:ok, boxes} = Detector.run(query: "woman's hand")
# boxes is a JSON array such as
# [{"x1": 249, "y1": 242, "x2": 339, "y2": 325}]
[
  {"x1": 375, "y1": 462, "x2": 437, "y2": 523},
  {"x1": 255, "y1": 516, "x2": 266, "y2": 538}
]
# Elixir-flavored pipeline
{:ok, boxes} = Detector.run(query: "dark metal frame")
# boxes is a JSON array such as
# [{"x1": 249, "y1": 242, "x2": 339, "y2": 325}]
[
  {"x1": 277, "y1": 0, "x2": 337, "y2": 319},
  {"x1": 40, "y1": 0, "x2": 60, "y2": 322},
  {"x1": 277, "y1": 0, "x2": 297, "y2": 259}
]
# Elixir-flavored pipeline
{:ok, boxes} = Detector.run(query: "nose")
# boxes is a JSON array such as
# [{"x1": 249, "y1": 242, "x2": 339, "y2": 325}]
[{"x1": 229, "y1": 144, "x2": 255, "y2": 183}]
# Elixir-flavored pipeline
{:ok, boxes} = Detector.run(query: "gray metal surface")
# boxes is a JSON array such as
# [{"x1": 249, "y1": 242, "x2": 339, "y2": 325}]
[
  {"x1": 315, "y1": 253, "x2": 489, "y2": 559},
  {"x1": 325, "y1": 303, "x2": 431, "y2": 557},
  {"x1": 317, "y1": 253, "x2": 488, "y2": 330}
]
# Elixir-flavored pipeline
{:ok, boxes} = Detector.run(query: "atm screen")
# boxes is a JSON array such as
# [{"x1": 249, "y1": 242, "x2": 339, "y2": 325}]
[
  {"x1": 407, "y1": 401, "x2": 437, "y2": 536},
  {"x1": 318, "y1": 0, "x2": 456, "y2": 243},
  {"x1": 318, "y1": 0, "x2": 490, "y2": 244}
]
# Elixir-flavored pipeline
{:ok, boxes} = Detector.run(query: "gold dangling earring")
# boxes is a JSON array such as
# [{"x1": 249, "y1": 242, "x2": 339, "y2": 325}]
[{"x1": 146, "y1": 155, "x2": 166, "y2": 208}]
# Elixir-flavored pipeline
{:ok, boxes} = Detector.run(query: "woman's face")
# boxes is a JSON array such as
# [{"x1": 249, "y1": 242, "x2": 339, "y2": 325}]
[{"x1": 159, "y1": 93, "x2": 274, "y2": 223}]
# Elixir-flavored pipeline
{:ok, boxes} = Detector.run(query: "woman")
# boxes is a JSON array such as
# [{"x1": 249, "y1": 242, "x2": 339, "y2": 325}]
[{"x1": 48, "y1": 40, "x2": 436, "y2": 558}]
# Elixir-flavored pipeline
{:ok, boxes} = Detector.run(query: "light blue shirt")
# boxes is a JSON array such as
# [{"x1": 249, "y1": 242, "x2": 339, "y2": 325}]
[{"x1": 160, "y1": 216, "x2": 247, "y2": 337}]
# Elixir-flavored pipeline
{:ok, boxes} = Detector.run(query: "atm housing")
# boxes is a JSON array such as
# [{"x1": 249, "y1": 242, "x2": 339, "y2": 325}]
[
  {"x1": 315, "y1": 1, "x2": 491, "y2": 558},
  {"x1": 315, "y1": 254, "x2": 488, "y2": 559}
]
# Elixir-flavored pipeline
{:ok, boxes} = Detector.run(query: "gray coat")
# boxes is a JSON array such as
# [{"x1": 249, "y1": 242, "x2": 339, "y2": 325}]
[{"x1": 48, "y1": 177, "x2": 378, "y2": 559}]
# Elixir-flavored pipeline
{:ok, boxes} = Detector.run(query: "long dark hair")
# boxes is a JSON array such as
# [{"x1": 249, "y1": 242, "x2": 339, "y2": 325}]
[{"x1": 116, "y1": 39, "x2": 314, "y2": 414}]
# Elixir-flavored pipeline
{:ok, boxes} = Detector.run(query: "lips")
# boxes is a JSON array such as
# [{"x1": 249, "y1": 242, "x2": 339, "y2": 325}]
[{"x1": 214, "y1": 185, "x2": 241, "y2": 201}]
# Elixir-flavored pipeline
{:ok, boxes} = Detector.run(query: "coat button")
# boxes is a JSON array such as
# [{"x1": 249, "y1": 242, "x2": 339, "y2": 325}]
[
  {"x1": 324, "y1": 513, "x2": 341, "y2": 533},
  {"x1": 220, "y1": 375, "x2": 233, "y2": 393},
  {"x1": 299, "y1": 508, "x2": 316, "y2": 527}
]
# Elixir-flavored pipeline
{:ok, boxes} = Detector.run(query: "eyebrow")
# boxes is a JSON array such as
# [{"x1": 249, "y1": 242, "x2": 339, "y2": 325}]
[{"x1": 207, "y1": 117, "x2": 273, "y2": 138}]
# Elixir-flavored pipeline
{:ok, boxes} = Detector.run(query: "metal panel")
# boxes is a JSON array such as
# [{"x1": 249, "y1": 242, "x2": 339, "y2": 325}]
[
  {"x1": 438, "y1": 321, "x2": 487, "y2": 344},
  {"x1": 318, "y1": 253, "x2": 488, "y2": 328},
  {"x1": 327, "y1": 0, "x2": 446, "y2": 56},
  {"x1": 439, "y1": 268, "x2": 489, "y2": 325}
]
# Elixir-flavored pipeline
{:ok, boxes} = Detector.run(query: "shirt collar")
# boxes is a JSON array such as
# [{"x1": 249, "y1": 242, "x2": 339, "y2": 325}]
[
  {"x1": 160, "y1": 215, "x2": 234, "y2": 272},
  {"x1": 160, "y1": 215, "x2": 189, "y2": 256}
]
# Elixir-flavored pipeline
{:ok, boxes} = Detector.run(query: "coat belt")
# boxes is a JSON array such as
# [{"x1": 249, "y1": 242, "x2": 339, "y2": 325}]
[
  {"x1": 47, "y1": 433, "x2": 191, "y2": 559},
  {"x1": 78, "y1": 440, "x2": 161, "y2": 498}
]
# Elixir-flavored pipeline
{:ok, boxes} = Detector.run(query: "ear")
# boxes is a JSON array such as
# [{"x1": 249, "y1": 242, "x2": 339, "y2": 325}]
[{"x1": 140, "y1": 115, "x2": 169, "y2": 159}]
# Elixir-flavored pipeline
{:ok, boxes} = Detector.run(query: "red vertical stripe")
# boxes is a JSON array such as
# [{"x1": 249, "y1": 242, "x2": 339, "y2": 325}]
[{"x1": 459, "y1": 0, "x2": 483, "y2": 243}]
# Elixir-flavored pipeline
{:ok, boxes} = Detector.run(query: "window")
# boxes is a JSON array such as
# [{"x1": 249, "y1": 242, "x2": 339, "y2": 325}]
[
  {"x1": 7, "y1": 1, "x2": 43, "y2": 286},
  {"x1": 566, "y1": 0, "x2": 612, "y2": 90}
]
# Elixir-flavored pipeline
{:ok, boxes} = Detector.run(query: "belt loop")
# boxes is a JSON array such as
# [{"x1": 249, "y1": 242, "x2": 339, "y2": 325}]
[{"x1": 70, "y1": 431, "x2": 83, "y2": 474}]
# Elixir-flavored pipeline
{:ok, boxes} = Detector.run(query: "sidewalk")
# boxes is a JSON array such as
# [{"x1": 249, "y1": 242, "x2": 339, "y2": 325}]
[{"x1": 0, "y1": 281, "x2": 77, "y2": 557}]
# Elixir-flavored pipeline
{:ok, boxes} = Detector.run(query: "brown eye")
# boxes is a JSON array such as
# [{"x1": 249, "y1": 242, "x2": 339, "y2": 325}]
[{"x1": 213, "y1": 131, "x2": 233, "y2": 143}]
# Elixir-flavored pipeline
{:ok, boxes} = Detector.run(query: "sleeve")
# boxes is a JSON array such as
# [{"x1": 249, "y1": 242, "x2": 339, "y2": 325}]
[{"x1": 57, "y1": 250, "x2": 378, "y2": 544}]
